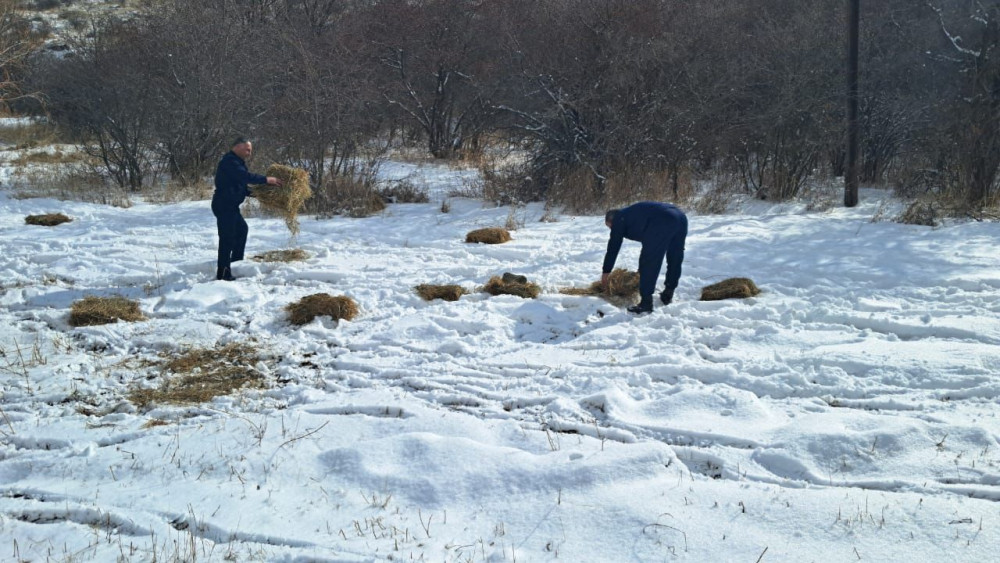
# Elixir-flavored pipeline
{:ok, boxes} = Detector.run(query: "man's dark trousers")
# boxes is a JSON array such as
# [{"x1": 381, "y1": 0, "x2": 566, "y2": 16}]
[
  {"x1": 638, "y1": 208, "x2": 687, "y2": 298},
  {"x1": 212, "y1": 201, "x2": 248, "y2": 275}
]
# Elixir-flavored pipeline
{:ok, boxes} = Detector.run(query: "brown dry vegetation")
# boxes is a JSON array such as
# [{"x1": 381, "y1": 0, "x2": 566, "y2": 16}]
[
  {"x1": 415, "y1": 284, "x2": 466, "y2": 302},
  {"x1": 700, "y1": 278, "x2": 761, "y2": 301},
  {"x1": 128, "y1": 343, "x2": 265, "y2": 408},
  {"x1": 286, "y1": 293, "x2": 359, "y2": 325},
  {"x1": 25, "y1": 212, "x2": 71, "y2": 226},
  {"x1": 466, "y1": 227, "x2": 511, "y2": 244},
  {"x1": 482, "y1": 272, "x2": 541, "y2": 299},
  {"x1": 251, "y1": 164, "x2": 312, "y2": 235},
  {"x1": 560, "y1": 268, "x2": 639, "y2": 306},
  {"x1": 252, "y1": 249, "x2": 310, "y2": 263},
  {"x1": 68, "y1": 295, "x2": 145, "y2": 327}
]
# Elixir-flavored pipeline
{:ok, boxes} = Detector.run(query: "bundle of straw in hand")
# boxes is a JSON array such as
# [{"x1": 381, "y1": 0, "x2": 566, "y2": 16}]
[{"x1": 251, "y1": 164, "x2": 312, "y2": 235}]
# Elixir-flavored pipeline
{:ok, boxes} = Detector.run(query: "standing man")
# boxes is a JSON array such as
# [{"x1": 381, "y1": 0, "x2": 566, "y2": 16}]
[
  {"x1": 211, "y1": 137, "x2": 281, "y2": 281},
  {"x1": 602, "y1": 202, "x2": 688, "y2": 314}
]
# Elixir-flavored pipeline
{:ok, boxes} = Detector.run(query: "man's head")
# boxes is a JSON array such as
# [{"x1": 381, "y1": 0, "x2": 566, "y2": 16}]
[
  {"x1": 605, "y1": 209, "x2": 619, "y2": 228},
  {"x1": 231, "y1": 137, "x2": 252, "y2": 160}
]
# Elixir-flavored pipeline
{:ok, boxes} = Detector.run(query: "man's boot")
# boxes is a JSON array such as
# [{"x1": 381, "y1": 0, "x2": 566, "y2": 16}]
[
  {"x1": 627, "y1": 295, "x2": 653, "y2": 315},
  {"x1": 660, "y1": 287, "x2": 674, "y2": 306},
  {"x1": 216, "y1": 267, "x2": 236, "y2": 281}
]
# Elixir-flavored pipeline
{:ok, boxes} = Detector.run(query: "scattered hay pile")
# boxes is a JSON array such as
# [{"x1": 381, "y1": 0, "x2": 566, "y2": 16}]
[
  {"x1": 251, "y1": 248, "x2": 310, "y2": 263},
  {"x1": 251, "y1": 164, "x2": 312, "y2": 235},
  {"x1": 415, "y1": 284, "x2": 466, "y2": 302},
  {"x1": 700, "y1": 277, "x2": 761, "y2": 301},
  {"x1": 25, "y1": 213, "x2": 72, "y2": 226},
  {"x1": 69, "y1": 295, "x2": 145, "y2": 327},
  {"x1": 560, "y1": 268, "x2": 639, "y2": 306},
  {"x1": 128, "y1": 343, "x2": 264, "y2": 408},
  {"x1": 483, "y1": 272, "x2": 541, "y2": 299},
  {"x1": 896, "y1": 200, "x2": 937, "y2": 226},
  {"x1": 466, "y1": 227, "x2": 511, "y2": 244},
  {"x1": 286, "y1": 293, "x2": 359, "y2": 325}
]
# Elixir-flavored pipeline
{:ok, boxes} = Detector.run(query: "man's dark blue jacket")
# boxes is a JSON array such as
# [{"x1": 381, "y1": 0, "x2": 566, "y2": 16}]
[
  {"x1": 212, "y1": 151, "x2": 268, "y2": 210},
  {"x1": 603, "y1": 202, "x2": 686, "y2": 274}
]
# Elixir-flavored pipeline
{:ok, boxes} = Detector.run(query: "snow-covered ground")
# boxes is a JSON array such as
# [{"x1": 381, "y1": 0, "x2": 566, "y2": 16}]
[{"x1": 1, "y1": 161, "x2": 999, "y2": 562}]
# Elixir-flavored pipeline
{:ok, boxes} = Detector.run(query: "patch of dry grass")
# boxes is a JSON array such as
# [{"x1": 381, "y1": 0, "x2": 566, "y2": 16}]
[
  {"x1": 252, "y1": 249, "x2": 310, "y2": 263},
  {"x1": 286, "y1": 293, "x2": 359, "y2": 325},
  {"x1": 251, "y1": 164, "x2": 312, "y2": 235},
  {"x1": 10, "y1": 148, "x2": 85, "y2": 166},
  {"x1": 700, "y1": 277, "x2": 761, "y2": 301},
  {"x1": 466, "y1": 227, "x2": 511, "y2": 244},
  {"x1": 482, "y1": 272, "x2": 541, "y2": 299},
  {"x1": 25, "y1": 212, "x2": 72, "y2": 226},
  {"x1": 560, "y1": 268, "x2": 639, "y2": 306},
  {"x1": 68, "y1": 295, "x2": 145, "y2": 327},
  {"x1": 128, "y1": 343, "x2": 265, "y2": 408},
  {"x1": 415, "y1": 284, "x2": 466, "y2": 302},
  {"x1": 10, "y1": 163, "x2": 131, "y2": 208}
]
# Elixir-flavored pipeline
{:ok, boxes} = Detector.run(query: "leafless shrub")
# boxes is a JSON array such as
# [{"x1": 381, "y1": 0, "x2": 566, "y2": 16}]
[
  {"x1": 305, "y1": 174, "x2": 385, "y2": 218},
  {"x1": 896, "y1": 200, "x2": 937, "y2": 227},
  {"x1": 378, "y1": 178, "x2": 430, "y2": 203},
  {"x1": 10, "y1": 163, "x2": 131, "y2": 207}
]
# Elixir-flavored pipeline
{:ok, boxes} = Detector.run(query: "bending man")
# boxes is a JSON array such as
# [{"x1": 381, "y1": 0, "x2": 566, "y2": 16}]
[
  {"x1": 211, "y1": 137, "x2": 281, "y2": 281},
  {"x1": 602, "y1": 202, "x2": 688, "y2": 314}
]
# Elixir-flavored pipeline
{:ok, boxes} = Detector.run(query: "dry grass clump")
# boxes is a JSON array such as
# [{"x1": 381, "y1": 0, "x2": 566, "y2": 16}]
[
  {"x1": 379, "y1": 178, "x2": 430, "y2": 203},
  {"x1": 700, "y1": 277, "x2": 761, "y2": 301},
  {"x1": 128, "y1": 343, "x2": 265, "y2": 408},
  {"x1": 466, "y1": 227, "x2": 511, "y2": 244},
  {"x1": 286, "y1": 293, "x2": 359, "y2": 325},
  {"x1": 415, "y1": 284, "x2": 466, "y2": 302},
  {"x1": 25, "y1": 212, "x2": 72, "y2": 226},
  {"x1": 306, "y1": 174, "x2": 387, "y2": 218},
  {"x1": 483, "y1": 272, "x2": 541, "y2": 299},
  {"x1": 251, "y1": 248, "x2": 310, "y2": 263},
  {"x1": 896, "y1": 200, "x2": 938, "y2": 226},
  {"x1": 560, "y1": 268, "x2": 639, "y2": 306},
  {"x1": 69, "y1": 295, "x2": 145, "y2": 327},
  {"x1": 251, "y1": 164, "x2": 312, "y2": 235}
]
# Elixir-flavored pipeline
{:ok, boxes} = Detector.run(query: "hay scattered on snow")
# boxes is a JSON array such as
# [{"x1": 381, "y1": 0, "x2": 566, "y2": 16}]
[
  {"x1": 251, "y1": 248, "x2": 310, "y2": 263},
  {"x1": 69, "y1": 295, "x2": 145, "y2": 327},
  {"x1": 251, "y1": 164, "x2": 312, "y2": 235},
  {"x1": 415, "y1": 284, "x2": 467, "y2": 302},
  {"x1": 128, "y1": 343, "x2": 264, "y2": 408},
  {"x1": 482, "y1": 272, "x2": 541, "y2": 299},
  {"x1": 286, "y1": 293, "x2": 359, "y2": 325},
  {"x1": 25, "y1": 213, "x2": 72, "y2": 226},
  {"x1": 559, "y1": 268, "x2": 639, "y2": 306},
  {"x1": 700, "y1": 277, "x2": 761, "y2": 301},
  {"x1": 466, "y1": 227, "x2": 511, "y2": 244}
]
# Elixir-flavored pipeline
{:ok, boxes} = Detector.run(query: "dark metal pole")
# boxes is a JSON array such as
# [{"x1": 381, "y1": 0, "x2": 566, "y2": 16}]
[{"x1": 845, "y1": 0, "x2": 860, "y2": 207}]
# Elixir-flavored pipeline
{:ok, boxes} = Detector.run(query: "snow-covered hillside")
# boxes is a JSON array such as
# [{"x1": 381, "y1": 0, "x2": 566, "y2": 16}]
[{"x1": 2, "y1": 160, "x2": 999, "y2": 561}]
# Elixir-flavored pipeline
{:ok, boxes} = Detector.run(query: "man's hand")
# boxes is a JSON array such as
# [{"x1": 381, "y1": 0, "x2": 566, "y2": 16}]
[
  {"x1": 600, "y1": 272, "x2": 610, "y2": 291},
  {"x1": 266, "y1": 176, "x2": 283, "y2": 186}
]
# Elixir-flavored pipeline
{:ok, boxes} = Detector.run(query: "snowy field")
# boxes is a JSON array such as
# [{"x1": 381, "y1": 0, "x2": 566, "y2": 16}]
[{"x1": 2, "y1": 160, "x2": 1000, "y2": 562}]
